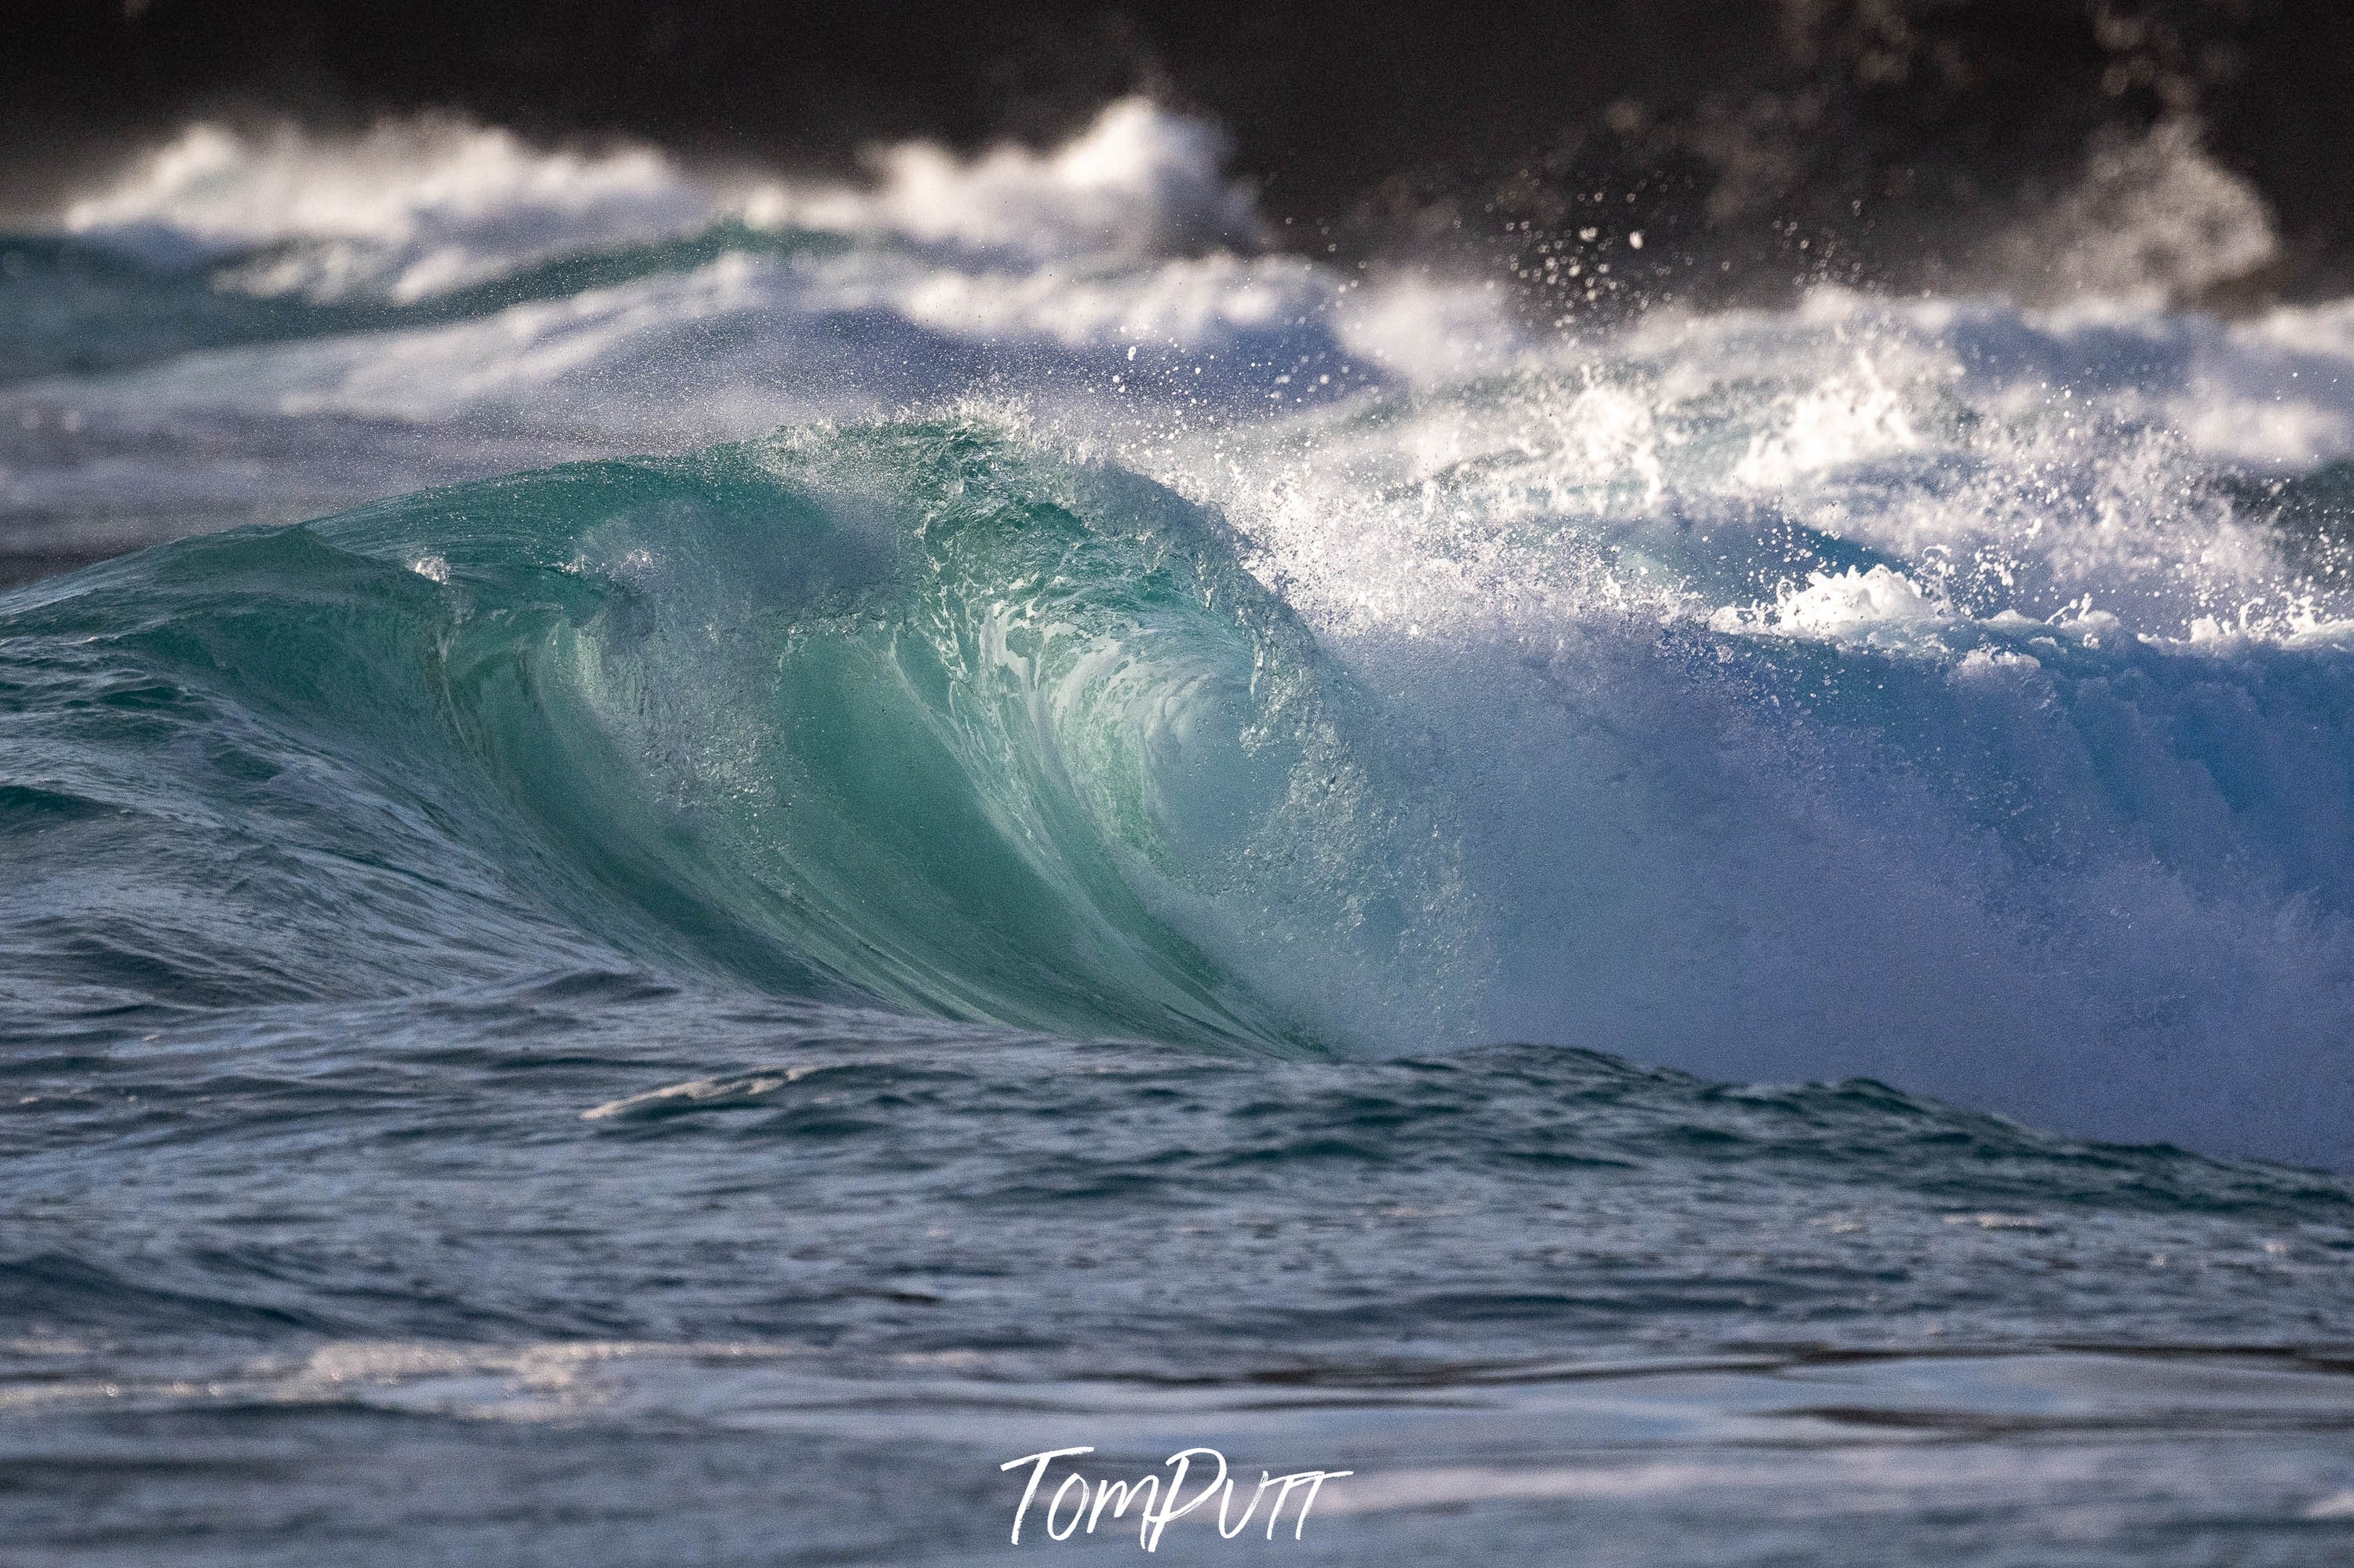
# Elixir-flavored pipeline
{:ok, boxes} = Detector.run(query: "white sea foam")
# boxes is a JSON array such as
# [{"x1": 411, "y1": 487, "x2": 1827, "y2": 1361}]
[
  {"x1": 1116, "y1": 281, "x2": 2354, "y2": 1161},
  {"x1": 1708, "y1": 564, "x2": 1951, "y2": 646},
  {"x1": 57, "y1": 98, "x2": 1283, "y2": 304},
  {"x1": 741, "y1": 97, "x2": 1262, "y2": 261},
  {"x1": 64, "y1": 117, "x2": 713, "y2": 301}
]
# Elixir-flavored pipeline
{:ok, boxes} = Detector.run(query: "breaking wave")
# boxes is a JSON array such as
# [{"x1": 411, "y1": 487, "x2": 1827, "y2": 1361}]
[{"x1": 8, "y1": 103, "x2": 2354, "y2": 1166}]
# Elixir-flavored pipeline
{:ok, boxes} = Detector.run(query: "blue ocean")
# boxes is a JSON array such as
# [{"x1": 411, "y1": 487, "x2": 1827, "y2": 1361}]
[{"x1": 5, "y1": 104, "x2": 2354, "y2": 1564}]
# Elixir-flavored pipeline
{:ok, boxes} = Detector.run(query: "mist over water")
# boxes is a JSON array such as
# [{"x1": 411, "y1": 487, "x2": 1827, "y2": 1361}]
[{"x1": 8, "y1": 91, "x2": 2354, "y2": 1568}]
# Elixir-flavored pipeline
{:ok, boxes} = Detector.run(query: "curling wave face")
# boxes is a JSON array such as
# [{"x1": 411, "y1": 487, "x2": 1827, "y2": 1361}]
[
  {"x1": 8, "y1": 104, "x2": 2354, "y2": 1166},
  {"x1": 0, "y1": 425, "x2": 1475, "y2": 1051}
]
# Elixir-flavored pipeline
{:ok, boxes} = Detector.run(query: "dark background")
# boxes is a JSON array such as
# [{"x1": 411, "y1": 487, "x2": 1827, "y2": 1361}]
[{"x1": 12, "y1": 1, "x2": 2354, "y2": 300}]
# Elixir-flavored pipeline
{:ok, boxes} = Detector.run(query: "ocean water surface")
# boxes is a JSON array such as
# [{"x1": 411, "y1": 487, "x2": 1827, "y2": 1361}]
[{"x1": 5, "y1": 103, "x2": 2354, "y2": 1564}]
